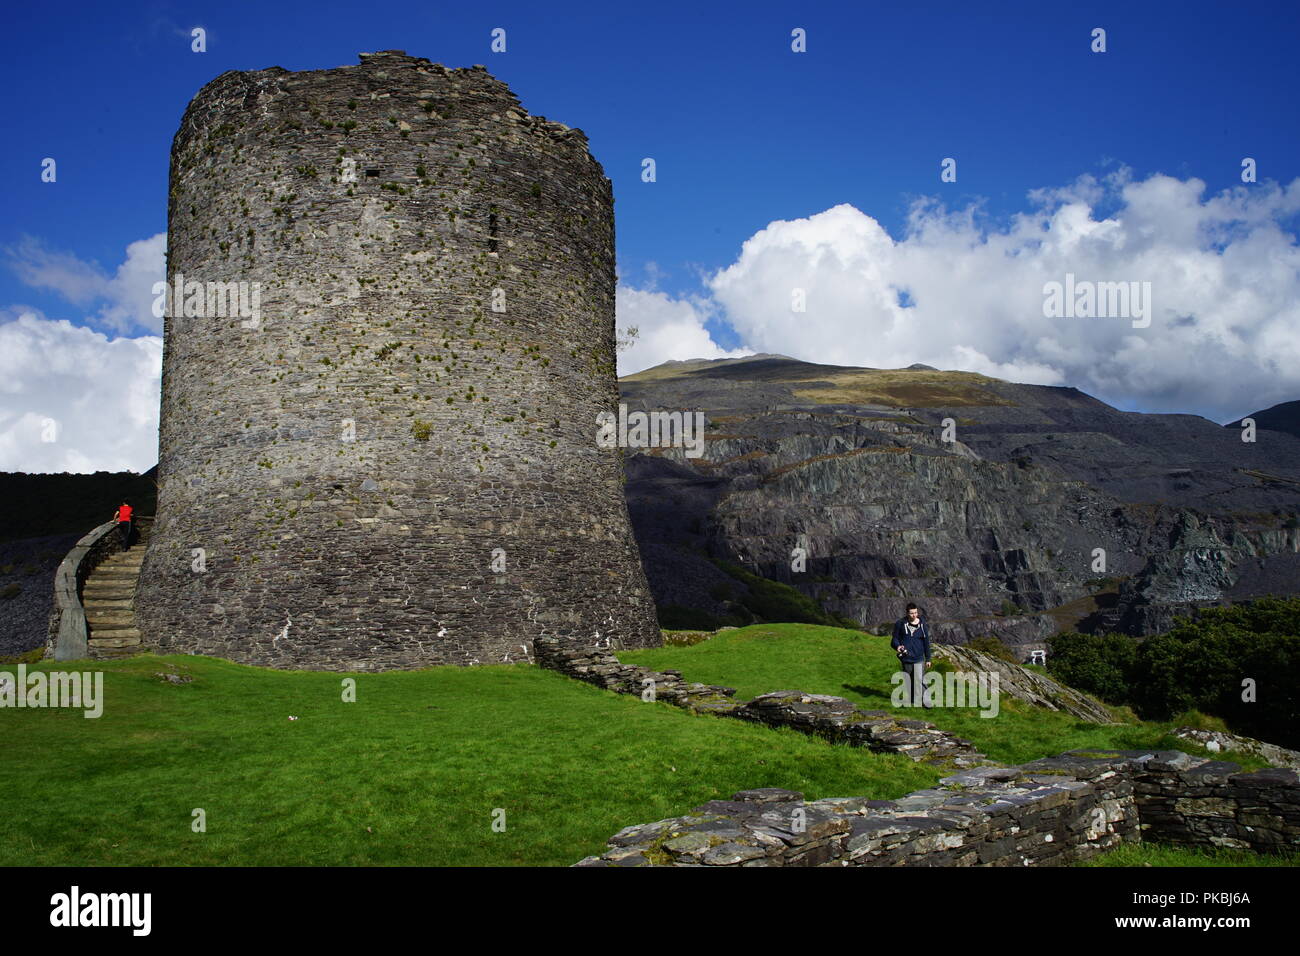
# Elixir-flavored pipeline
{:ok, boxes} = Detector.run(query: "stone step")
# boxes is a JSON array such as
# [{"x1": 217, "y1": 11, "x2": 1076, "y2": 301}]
[
  {"x1": 84, "y1": 601, "x2": 135, "y2": 613},
  {"x1": 88, "y1": 614, "x2": 137, "y2": 629},
  {"x1": 83, "y1": 592, "x2": 136, "y2": 602},
  {"x1": 90, "y1": 633, "x2": 141, "y2": 648},
  {"x1": 87, "y1": 613, "x2": 137, "y2": 629}
]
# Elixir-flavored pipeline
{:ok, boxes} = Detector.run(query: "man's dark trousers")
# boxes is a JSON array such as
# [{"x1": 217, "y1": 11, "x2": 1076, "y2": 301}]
[
  {"x1": 118, "y1": 520, "x2": 132, "y2": 551},
  {"x1": 900, "y1": 661, "x2": 930, "y2": 708}
]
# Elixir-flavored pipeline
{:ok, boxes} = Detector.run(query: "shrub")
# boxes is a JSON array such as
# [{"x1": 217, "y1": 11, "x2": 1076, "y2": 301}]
[
  {"x1": 1128, "y1": 598, "x2": 1300, "y2": 748},
  {"x1": 1046, "y1": 632, "x2": 1138, "y2": 704}
]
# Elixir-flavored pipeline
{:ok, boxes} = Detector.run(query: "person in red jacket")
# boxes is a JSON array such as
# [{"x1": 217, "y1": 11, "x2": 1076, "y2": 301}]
[{"x1": 114, "y1": 499, "x2": 134, "y2": 552}]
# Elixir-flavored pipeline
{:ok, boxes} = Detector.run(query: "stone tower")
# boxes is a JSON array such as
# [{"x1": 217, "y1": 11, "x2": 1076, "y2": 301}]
[{"x1": 135, "y1": 51, "x2": 662, "y2": 670}]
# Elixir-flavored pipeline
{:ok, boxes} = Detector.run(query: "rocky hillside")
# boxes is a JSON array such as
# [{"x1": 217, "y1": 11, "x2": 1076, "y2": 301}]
[
  {"x1": 1226, "y1": 399, "x2": 1300, "y2": 441},
  {"x1": 0, "y1": 467, "x2": 157, "y2": 543},
  {"x1": 620, "y1": 356, "x2": 1300, "y2": 655}
]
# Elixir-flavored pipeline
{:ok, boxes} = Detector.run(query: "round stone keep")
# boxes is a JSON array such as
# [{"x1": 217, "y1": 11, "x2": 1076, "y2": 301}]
[{"x1": 135, "y1": 51, "x2": 661, "y2": 669}]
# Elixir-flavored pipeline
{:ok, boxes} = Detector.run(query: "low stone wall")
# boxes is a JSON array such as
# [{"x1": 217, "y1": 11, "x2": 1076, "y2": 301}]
[
  {"x1": 1131, "y1": 753, "x2": 1300, "y2": 852},
  {"x1": 45, "y1": 519, "x2": 120, "y2": 661},
  {"x1": 533, "y1": 636, "x2": 743, "y2": 714},
  {"x1": 1172, "y1": 726, "x2": 1300, "y2": 771},
  {"x1": 533, "y1": 637, "x2": 991, "y2": 767},
  {"x1": 576, "y1": 750, "x2": 1300, "y2": 866},
  {"x1": 733, "y1": 691, "x2": 988, "y2": 767}
]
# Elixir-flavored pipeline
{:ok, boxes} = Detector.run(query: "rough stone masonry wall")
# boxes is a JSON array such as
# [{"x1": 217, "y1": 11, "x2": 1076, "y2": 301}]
[
  {"x1": 136, "y1": 51, "x2": 660, "y2": 669},
  {"x1": 576, "y1": 750, "x2": 1300, "y2": 866},
  {"x1": 1131, "y1": 755, "x2": 1300, "y2": 852}
]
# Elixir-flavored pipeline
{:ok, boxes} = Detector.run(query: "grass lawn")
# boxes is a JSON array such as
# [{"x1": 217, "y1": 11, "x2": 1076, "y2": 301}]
[
  {"x1": 1, "y1": 651, "x2": 936, "y2": 866},
  {"x1": 624, "y1": 624, "x2": 1277, "y2": 770},
  {"x1": 1077, "y1": 842, "x2": 1297, "y2": 866},
  {"x1": 3, "y1": 623, "x2": 1289, "y2": 866}
]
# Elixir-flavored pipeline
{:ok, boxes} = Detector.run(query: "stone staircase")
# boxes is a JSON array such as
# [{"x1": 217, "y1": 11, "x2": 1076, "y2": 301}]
[{"x1": 80, "y1": 518, "x2": 151, "y2": 659}]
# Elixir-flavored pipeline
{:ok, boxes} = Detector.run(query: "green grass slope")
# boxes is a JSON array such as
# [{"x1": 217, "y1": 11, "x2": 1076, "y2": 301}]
[
  {"x1": 3, "y1": 624, "x2": 1289, "y2": 866},
  {"x1": 626, "y1": 624, "x2": 1277, "y2": 769},
  {"x1": 0, "y1": 652, "x2": 934, "y2": 866}
]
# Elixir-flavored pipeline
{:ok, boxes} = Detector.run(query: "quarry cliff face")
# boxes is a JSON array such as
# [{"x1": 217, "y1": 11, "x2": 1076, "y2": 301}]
[
  {"x1": 621, "y1": 356, "x2": 1300, "y2": 652},
  {"x1": 135, "y1": 52, "x2": 661, "y2": 670}
]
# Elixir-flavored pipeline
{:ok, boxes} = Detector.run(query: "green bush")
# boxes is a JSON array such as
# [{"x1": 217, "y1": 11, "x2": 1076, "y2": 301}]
[
  {"x1": 1050, "y1": 599, "x2": 1300, "y2": 749},
  {"x1": 1128, "y1": 599, "x2": 1300, "y2": 747},
  {"x1": 1046, "y1": 632, "x2": 1138, "y2": 704}
]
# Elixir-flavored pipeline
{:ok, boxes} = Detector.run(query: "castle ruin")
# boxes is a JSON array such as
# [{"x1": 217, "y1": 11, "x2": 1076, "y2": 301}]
[{"x1": 134, "y1": 51, "x2": 662, "y2": 669}]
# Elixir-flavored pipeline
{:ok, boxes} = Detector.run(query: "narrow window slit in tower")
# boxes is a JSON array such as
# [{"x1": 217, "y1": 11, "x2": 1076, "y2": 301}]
[{"x1": 488, "y1": 211, "x2": 499, "y2": 253}]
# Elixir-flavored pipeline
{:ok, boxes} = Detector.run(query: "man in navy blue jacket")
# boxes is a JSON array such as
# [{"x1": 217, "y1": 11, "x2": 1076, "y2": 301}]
[{"x1": 891, "y1": 602, "x2": 932, "y2": 708}]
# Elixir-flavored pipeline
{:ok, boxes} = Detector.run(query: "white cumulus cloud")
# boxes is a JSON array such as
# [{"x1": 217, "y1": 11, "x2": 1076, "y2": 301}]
[
  {"x1": 615, "y1": 285, "x2": 750, "y2": 375},
  {"x1": 0, "y1": 309, "x2": 161, "y2": 473},
  {"x1": 696, "y1": 170, "x2": 1300, "y2": 421},
  {"x1": 6, "y1": 233, "x2": 166, "y2": 334},
  {"x1": 9, "y1": 169, "x2": 1300, "y2": 476}
]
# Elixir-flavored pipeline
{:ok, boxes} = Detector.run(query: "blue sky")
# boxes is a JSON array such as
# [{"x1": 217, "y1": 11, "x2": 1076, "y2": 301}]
[{"x1": 3, "y1": 0, "x2": 1300, "y2": 471}]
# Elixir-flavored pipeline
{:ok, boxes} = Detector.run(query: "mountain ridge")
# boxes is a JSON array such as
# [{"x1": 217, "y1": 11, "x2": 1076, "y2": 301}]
[{"x1": 619, "y1": 357, "x2": 1300, "y2": 652}]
